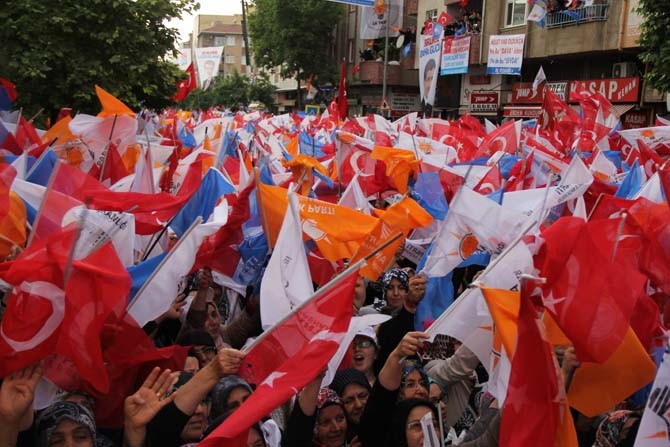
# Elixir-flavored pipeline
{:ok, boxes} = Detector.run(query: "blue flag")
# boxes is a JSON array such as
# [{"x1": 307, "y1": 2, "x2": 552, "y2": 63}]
[
  {"x1": 414, "y1": 244, "x2": 491, "y2": 331},
  {"x1": 127, "y1": 252, "x2": 168, "y2": 302},
  {"x1": 170, "y1": 168, "x2": 235, "y2": 237},
  {"x1": 615, "y1": 159, "x2": 643, "y2": 199},
  {"x1": 26, "y1": 148, "x2": 59, "y2": 186},
  {"x1": 178, "y1": 125, "x2": 197, "y2": 149},
  {"x1": 411, "y1": 172, "x2": 449, "y2": 220}
]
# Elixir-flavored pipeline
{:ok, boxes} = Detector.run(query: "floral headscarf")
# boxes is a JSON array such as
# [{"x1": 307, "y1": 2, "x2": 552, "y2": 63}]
[
  {"x1": 36, "y1": 401, "x2": 96, "y2": 447},
  {"x1": 593, "y1": 410, "x2": 640, "y2": 447},
  {"x1": 380, "y1": 268, "x2": 410, "y2": 291}
]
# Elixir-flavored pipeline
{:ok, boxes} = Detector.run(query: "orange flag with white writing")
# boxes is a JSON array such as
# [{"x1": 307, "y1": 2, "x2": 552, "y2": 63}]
[
  {"x1": 351, "y1": 196, "x2": 432, "y2": 280},
  {"x1": 258, "y1": 183, "x2": 378, "y2": 261}
]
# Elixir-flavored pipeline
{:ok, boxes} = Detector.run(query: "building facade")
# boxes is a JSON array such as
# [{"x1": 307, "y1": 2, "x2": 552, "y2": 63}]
[{"x1": 191, "y1": 14, "x2": 249, "y2": 78}]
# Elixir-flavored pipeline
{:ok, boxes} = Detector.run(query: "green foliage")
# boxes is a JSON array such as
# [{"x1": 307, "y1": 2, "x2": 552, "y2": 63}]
[
  {"x1": 181, "y1": 70, "x2": 277, "y2": 111},
  {"x1": 248, "y1": 0, "x2": 343, "y2": 87},
  {"x1": 0, "y1": 0, "x2": 197, "y2": 120},
  {"x1": 637, "y1": 0, "x2": 670, "y2": 92}
]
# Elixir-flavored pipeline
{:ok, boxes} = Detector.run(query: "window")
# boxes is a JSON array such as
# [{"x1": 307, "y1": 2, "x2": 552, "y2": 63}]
[
  {"x1": 225, "y1": 55, "x2": 236, "y2": 64},
  {"x1": 214, "y1": 36, "x2": 225, "y2": 47},
  {"x1": 425, "y1": 9, "x2": 438, "y2": 22},
  {"x1": 505, "y1": 0, "x2": 526, "y2": 27},
  {"x1": 226, "y1": 35, "x2": 236, "y2": 46},
  {"x1": 241, "y1": 55, "x2": 247, "y2": 66}
]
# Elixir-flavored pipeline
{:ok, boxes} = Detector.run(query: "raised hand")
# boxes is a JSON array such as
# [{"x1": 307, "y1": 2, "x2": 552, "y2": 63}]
[
  {"x1": 0, "y1": 363, "x2": 43, "y2": 428},
  {"x1": 124, "y1": 367, "x2": 177, "y2": 430}
]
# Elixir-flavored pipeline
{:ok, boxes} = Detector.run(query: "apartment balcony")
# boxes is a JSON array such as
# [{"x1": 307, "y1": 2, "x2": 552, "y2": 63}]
[
  {"x1": 359, "y1": 60, "x2": 402, "y2": 85},
  {"x1": 545, "y1": 2, "x2": 610, "y2": 28}
]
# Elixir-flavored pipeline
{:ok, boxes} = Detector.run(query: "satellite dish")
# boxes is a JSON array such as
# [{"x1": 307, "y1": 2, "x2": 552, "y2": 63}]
[{"x1": 395, "y1": 34, "x2": 405, "y2": 49}]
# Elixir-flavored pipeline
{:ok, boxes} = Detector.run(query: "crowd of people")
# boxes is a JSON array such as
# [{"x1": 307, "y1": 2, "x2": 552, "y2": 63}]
[
  {"x1": 0, "y1": 228, "x2": 645, "y2": 447},
  {"x1": 0, "y1": 80, "x2": 666, "y2": 447}
]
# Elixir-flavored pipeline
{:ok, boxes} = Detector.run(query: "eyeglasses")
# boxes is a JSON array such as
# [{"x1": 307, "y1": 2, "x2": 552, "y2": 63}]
[
  {"x1": 406, "y1": 419, "x2": 440, "y2": 433},
  {"x1": 403, "y1": 379, "x2": 428, "y2": 390},
  {"x1": 353, "y1": 339, "x2": 374, "y2": 349}
]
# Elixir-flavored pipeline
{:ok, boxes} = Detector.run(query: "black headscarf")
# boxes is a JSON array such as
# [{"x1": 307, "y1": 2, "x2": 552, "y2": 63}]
[{"x1": 387, "y1": 398, "x2": 437, "y2": 447}]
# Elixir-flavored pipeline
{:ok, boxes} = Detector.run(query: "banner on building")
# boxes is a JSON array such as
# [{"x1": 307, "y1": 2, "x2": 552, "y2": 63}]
[
  {"x1": 359, "y1": 0, "x2": 403, "y2": 40},
  {"x1": 173, "y1": 49, "x2": 192, "y2": 72},
  {"x1": 568, "y1": 77, "x2": 640, "y2": 103},
  {"x1": 419, "y1": 31, "x2": 443, "y2": 109},
  {"x1": 486, "y1": 34, "x2": 525, "y2": 75},
  {"x1": 440, "y1": 36, "x2": 471, "y2": 76},
  {"x1": 194, "y1": 46, "x2": 224, "y2": 91}
]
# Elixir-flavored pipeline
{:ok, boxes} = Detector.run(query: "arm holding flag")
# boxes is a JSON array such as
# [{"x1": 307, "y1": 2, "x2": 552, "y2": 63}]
[{"x1": 146, "y1": 348, "x2": 245, "y2": 446}]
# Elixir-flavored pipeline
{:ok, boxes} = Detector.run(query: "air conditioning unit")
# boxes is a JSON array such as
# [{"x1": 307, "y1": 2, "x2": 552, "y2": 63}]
[{"x1": 612, "y1": 62, "x2": 637, "y2": 78}]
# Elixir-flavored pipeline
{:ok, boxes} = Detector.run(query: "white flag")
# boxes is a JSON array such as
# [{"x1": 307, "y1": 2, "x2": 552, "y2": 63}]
[
  {"x1": 421, "y1": 186, "x2": 529, "y2": 278},
  {"x1": 260, "y1": 190, "x2": 314, "y2": 330},
  {"x1": 426, "y1": 241, "x2": 534, "y2": 368},
  {"x1": 127, "y1": 216, "x2": 227, "y2": 327},
  {"x1": 338, "y1": 173, "x2": 373, "y2": 215},
  {"x1": 635, "y1": 346, "x2": 670, "y2": 446},
  {"x1": 531, "y1": 66, "x2": 547, "y2": 95}
]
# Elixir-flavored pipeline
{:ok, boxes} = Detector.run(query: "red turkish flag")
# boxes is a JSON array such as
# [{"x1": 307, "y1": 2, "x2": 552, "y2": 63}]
[
  {"x1": 0, "y1": 228, "x2": 131, "y2": 393},
  {"x1": 476, "y1": 120, "x2": 519, "y2": 158},
  {"x1": 40, "y1": 160, "x2": 201, "y2": 236},
  {"x1": 173, "y1": 63, "x2": 197, "y2": 102},
  {"x1": 495, "y1": 283, "x2": 569, "y2": 446},
  {"x1": 437, "y1": 11, "x2": 452, "y2": 26},
  {"x1": 534, "y1": 216, "x2": 647, "y2": 363},
  {"x1": 198, "y1": 267, "x2": 358, "y2": 447}
]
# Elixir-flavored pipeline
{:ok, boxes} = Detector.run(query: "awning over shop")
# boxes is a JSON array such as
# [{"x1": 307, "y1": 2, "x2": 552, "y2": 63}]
[{"x1": 611, "y1": 104, "x2": 637, "y2": 118}]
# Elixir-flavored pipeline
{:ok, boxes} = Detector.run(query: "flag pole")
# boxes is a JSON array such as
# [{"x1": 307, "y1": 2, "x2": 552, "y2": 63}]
[
  {"x1": 242, "y1": 231, "x2": 404, "y2": 353},
  {"x1": 426, "y1": 217, "x2": 538, "y2": 340},
  {"x1": 253, "y1": 168, "x2": 274, "y2": 253},
  {"x1": 25, "y1": 159, "x2": 64, "y2": 249},
  {"x1": 140, "y1": 215, "x2": 176, "y2": 262},
  {"x1": 62, "y1": 199, "x2": 92, "y2": 287},
  {"x1": 127, "y1": 216, "x2": 203, "y2": 310},
  {"x1": 98, "y1": 114, "x2": 119, "y2": 182}
]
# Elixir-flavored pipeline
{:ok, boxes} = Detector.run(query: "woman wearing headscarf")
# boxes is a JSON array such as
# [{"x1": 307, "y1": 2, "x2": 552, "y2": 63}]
[
  {"x1": 283, "y1": 373, "x2": 351, "y2": 447},
  {"x1": 36, "y1": 401, "x2": 96, "y2": 447},
  {"x1": 359, "y1": 331, "x2": 442, "y2": 447}
]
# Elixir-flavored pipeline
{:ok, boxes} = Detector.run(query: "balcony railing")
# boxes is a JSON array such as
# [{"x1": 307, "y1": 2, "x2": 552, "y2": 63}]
[{"x1": 545, "y1": 2, "x2": 610, "y2": 28}]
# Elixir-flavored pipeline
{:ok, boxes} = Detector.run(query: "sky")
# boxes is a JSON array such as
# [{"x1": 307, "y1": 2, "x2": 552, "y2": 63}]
[{"x1": 170, "y1": 0, "x2": 244, "y2": 40}]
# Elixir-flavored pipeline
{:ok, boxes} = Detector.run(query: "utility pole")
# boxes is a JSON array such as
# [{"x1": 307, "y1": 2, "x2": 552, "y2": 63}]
[{"x1": 241, "y1": 0, "x2": 251, "y2": 72}]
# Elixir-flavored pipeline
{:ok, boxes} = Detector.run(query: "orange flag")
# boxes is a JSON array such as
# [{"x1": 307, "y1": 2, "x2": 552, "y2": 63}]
[
  {"x1": 258, "y1": 183, "x2": 378, "y2": 261},
  {"x1": 370, "y1": 146, "x2": 419, "y2": 194},
  {"x1": 0, "y1": 192, "x2": 27, "y2": 260},
  {"x1": 41, "y1": 115, "x2": 76, "y2": 146},
  {"x1": 351, "y1": 196, "x2": 432, "y2": 280},
  {"x1": 94, "y1": 85, "x2": 135, "y2": 118},
  {"x1": 568, "y1": 327, "x2": 656, "y2": 417},
  {"x1": 283, "y1": 154, "x2": 330, "y2": 196}
]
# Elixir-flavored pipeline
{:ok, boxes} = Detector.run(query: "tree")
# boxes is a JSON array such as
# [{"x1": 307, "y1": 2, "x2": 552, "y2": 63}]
[
  {"x1": 637, "y1": 0, "x2": 670, "y2": 92},
  {"x1": 182, "y1": 71, "x2": 277, "y2": 111},
  {"x1": 248, "y1": 0, "x2": 343, "y2": 109},
  {"x1": 0, "y1": 0, "x2": 197, "y2": 122}
]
